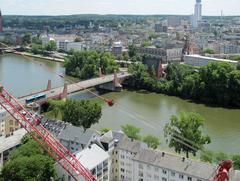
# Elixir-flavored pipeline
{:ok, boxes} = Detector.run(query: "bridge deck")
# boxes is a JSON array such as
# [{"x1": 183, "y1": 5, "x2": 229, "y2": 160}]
[{"x1": 19, "y1": 72, "x2": 131, "y2": 104}]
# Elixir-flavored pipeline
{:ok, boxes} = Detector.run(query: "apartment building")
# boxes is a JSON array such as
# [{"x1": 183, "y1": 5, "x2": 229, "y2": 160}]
[
  {"x1": 184, "y1": 54, "x2": 238, "y2": 66},
  {"x1": 0, "y1": 128, "x2": 26, "y2": 170},
  {"x1": 55, "y1": 144, "x2": 109, "y2": 181},
  {"x1": 0, "y1": 106, "x2": 20, "y2": 137},
  {"x1": 111, "y1": 137, "x2": 148, "y2": 181},
  {"x1": 132, "y1": 149, "x2": 216, "y2": 181},
  {"x1": 42, "y1": 119, "x2": 100, "y2": 153}
]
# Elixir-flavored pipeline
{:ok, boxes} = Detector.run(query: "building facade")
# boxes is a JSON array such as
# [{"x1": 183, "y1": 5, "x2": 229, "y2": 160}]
[
  {"x1": 184, "y1": 54, "x2": 238, "y2": 66},
  {"x1": 55, "y1": 144, "x2": 109, "y2": 181},
  {"x1": 0, "y1": 106, "x2": 20, "y2": 137},
  {"x1": 0, "y1": 129, "x2": 26, "y2": 170},
  {"x1": 42, "y1": 119, "x2": 99, "y2": 153},
  {"x1": 132, "y1": 149, "x2": 216, "y2": 181}
]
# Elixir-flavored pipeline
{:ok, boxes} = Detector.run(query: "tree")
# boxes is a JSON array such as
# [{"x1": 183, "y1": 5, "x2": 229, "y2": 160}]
[
  {"x1": 1, "y1": 138, "x2": 56, "y2": 181},
  {"x1": 143, "y1": 135, "x2": 160, "y2": 149},
  {"x1": 100, "y1": 128, "x2": 111, "y2": 134},
  {"x1": 45, "y1": 40, "x2": 57, "y2": 51},
  {"x1": 199, "y1": 62, "x2": 234, "y2": 105},
  {"x1": 22, "y1": 33, "x2": 32, "y2": 45},
  {"x1": 233, "y1": 55, "x2": 240, "y2": 62},
  {"x1": 203, "y1": 48, "x2": 215, "y2": 54},
  {"x1": 164, "y1": 112, "x2": 211, "y2": 158},
  {"x1": 128, "y1": 44, "x2": 137, "y2": 58},
  {"x1": 78, "y1": 100, "x2": 102, "y2": 129},
  {"x1": 232, "y1": 154, "x2": 240, "y2": 170},
  {"x1": 214, "y1": 152, "x2": 229, "y2": 163},
  {"x1": 32, "y1": 36, "x2": 42, "y2": 45},
  {"x1": 64, "y1": 51, "x2": 119, "y2": 79},
  {"x1": 228, "y1": 70, "x2": 240, "y2": 107},
  {"x1": 200, "y1": 150, "x2": 214, "y2": 163},
  {"x1": 48, "y1": 100, "x2": 65, "y2": 118},
  {"x1": 31, "y1": 43, "x2": 43, "y2": 54},
  {"x1": 121, "y1": 124, "x2": 141, "y2": 140},
  {"x1": 62, "y1": 100, "x2": 102, "y2": 129}
]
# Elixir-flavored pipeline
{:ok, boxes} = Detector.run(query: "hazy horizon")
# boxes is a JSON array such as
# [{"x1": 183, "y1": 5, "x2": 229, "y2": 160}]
[{"x1": 1, "y1": 0, "x2": 240, "y2": 16}]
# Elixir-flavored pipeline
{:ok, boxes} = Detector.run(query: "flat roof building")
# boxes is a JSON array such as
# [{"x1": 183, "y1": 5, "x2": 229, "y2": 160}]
[{"x1": 184, "y1": 54, "x2": 239, "y2": 66}]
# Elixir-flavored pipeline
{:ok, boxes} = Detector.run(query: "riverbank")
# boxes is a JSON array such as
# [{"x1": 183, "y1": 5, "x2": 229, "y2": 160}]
[{"x1": 13, "y1": 51, "x2": 65, "y2": 63}]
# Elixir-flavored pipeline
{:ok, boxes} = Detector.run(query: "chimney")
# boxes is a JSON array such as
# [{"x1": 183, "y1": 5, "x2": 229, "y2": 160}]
[
  {"x1": 162, "y1": 152, "x2": 165, "y2": 157},
  {"x1": 182, "y1": 157, "x2": 185, "y2": 162}
]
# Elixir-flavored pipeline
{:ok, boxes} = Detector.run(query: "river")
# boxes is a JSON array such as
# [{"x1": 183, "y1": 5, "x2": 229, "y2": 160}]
[{"x1": 1, "y1": 54, "x2": 240, "y2": 154}]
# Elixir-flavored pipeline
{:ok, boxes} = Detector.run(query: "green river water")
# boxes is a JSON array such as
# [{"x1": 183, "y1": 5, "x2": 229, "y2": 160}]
[{"x1": 1, "y1": 54, "x2": 240, "y2": 154}]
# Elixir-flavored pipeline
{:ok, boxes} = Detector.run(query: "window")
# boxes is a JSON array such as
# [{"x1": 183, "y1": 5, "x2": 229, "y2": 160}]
[
  {"x1": 154, "y1": 175, "x2": 159, "y2": 180},
  {"x1": 139, "y1": 179, "x2": 143, "y2": 181},
  {"x1": 147, "y1": 165, "x2": 151, "y2": 170},
  {"x1": 121, "y1": 155, "x2": 125, "y2": 159},
  {"x1": 171, "y1": 171, "x2": 175, "y2": 176},
  {"x1": 120, "y1": 175, "x2": 124, "y2": 179},
  {"x1": 147, "y1": 173, "x2": 152, "y2": 178},
  {"x1": 162, "y1": 169, "x2": 167, "y2": 174},
  {"x1": 120, "y1": 161, "x2": 124, "y2": 166},
  {"x1": 162, "y1": 177, "x2": 167, "y2": 181},
  {"x1": 155, "y1": 167, "x2": 159, "y2": 172},
  {"x1": 68, "y1": 175, "x2": 71, "y2": 181},
  {"x1": 120, "y1": 168, "x2": 125, "y2": 173},
  {"x1": 188, "y1": 177, "x2": 192, "y2": 181},
  {"x1": 91, "y1": 168, "x2": 96, "y2": 175},
  {"x1": 179, "y1": 174, "x2": 184, "y2": 179},
  {"x1": 138, "y1": 171, "x2": 143, "y2": 177}
]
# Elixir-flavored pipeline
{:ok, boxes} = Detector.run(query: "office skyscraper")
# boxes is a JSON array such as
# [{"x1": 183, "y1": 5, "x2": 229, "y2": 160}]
[
  {"x1": 193, "y1": 0, "x2": 202, "y2": 28},
  {"x1": 0, "y1": 10, "x2": 3, "y2": 32}
]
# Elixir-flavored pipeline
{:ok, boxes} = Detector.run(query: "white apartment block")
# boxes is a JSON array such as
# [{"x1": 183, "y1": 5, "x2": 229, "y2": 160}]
[
  {"x1": 0, "y1": 128, "x2": 27, "y2": 170},
  {"x1": 132, "y1": 149, "x2": 216, "y2": 181},
  {"x1": 66, "y1": 42, "x2": 88, "y2": 52},
  {"x1": 184, "y1": 54, "x2": 238, "y2": 67},
  {"x1": 111, "y1": 137, "x2": 148, "y2": 181},
  {"x1": 55, "y1": 144, "x2": 109, "y2": 181}
]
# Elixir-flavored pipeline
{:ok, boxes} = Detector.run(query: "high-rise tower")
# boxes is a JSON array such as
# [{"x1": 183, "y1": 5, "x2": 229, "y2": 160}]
[
  {"x1": 0, "y1": 10, "x2": 3, "y2": 32},
  {"x1": 193, "y1": 0, "x2": 202, "y2": 28}
]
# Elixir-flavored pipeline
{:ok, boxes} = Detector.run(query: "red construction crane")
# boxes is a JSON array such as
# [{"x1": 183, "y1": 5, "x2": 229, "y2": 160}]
[
  {"x1": 213, "y1": 160, "x2": 233, "y2": 181},
  {"x1": 0, "y1": 85, "x2": 97, "y2": 181}
]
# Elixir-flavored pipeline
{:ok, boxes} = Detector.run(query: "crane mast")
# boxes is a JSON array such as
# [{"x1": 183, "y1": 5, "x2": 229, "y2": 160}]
[
  {"x1": 0, "y1": 85, "x2": 96, "y2": 181},
  {"x1": 213, "y1": 160, "x2": 232, "y2": 181}
]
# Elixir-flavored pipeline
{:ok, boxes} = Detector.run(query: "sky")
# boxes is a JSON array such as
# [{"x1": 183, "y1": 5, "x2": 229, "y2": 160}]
[{"x1": 0, "y1": 0, "x2": 240, "y2": 16}]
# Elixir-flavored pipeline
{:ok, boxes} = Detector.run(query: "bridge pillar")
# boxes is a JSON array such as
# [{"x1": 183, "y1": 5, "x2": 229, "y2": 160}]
[
  {"x1": 114, "y1": 70, "x2": 122, "y2": 91},
  {"x1": 46, "y1": 80, "x2": 52, "y2": 91},
  {"x1": 60, "y1": 83, "x2": 68, "y2": 99}
]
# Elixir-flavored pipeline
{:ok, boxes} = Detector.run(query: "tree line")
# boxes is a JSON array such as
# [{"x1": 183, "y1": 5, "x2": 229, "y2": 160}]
[
  {"x1": 127, "y1": 61, "x2": 240, "y2": 107},
  {"x1": 64, "y1": 51, "x2": 119, "y2": 80}
]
